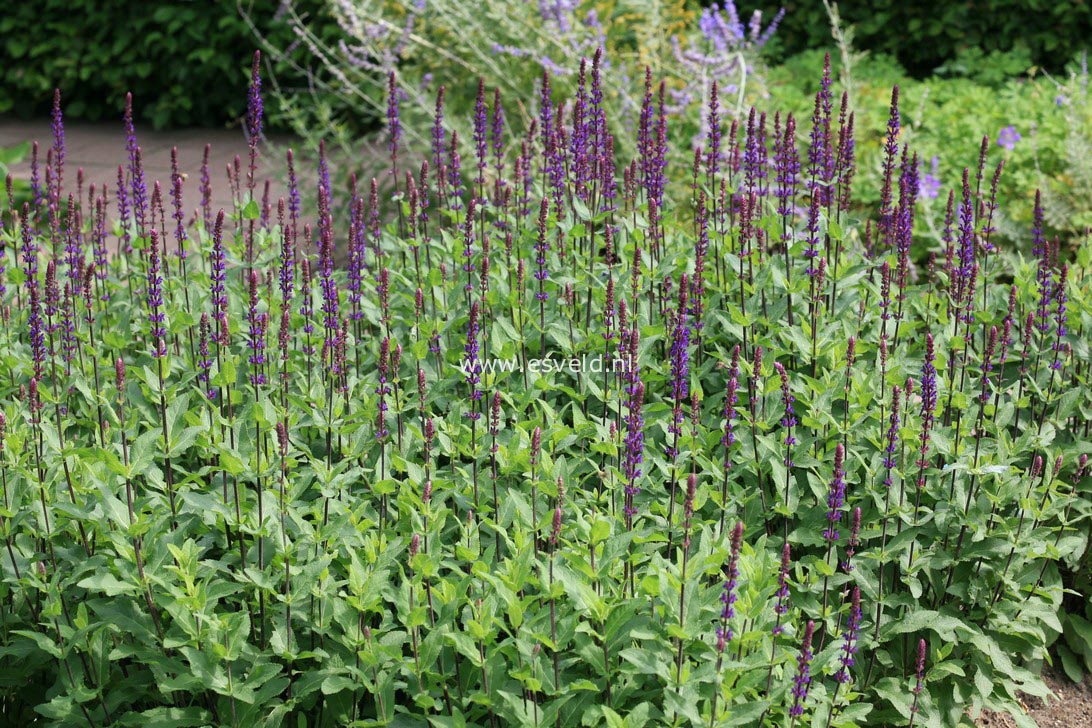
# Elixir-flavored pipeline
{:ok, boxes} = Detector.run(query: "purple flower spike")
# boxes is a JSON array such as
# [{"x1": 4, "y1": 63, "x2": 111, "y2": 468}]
[
  {"x1": 622, "y1": 374, "x2": 646, "y2": 529},
  {"x1": 841, "y1": 507, "x2": 861, "y2": 572},
  {"x1": 246, "y1": 51, "x2": 263, "y2": 192},
  {"x1": 534, "y1": 198, "x2": 550, "y2": 300},
  {"x1": 773, "y1": 541, "x2": 792, "y2": 634},
  {"x1": 716, "y1": 521, "x2": 744, "y2": 650},
  {"x1": 246, "y1": 271, "x2": 267, "y2": 385},
  {"x1": 774, "y1": 362, "x2": 796, "y2": 467},
  {"x1": 883, "y1": 386, "x2": 901, "y2": 486},
  {"x1": 146, "y1": 230, "x2": 167, "y2": 358},
  {"x1": 50, "y1": 89, "x2": 65, "y2": 206},
  {"x1": 835, "y1": 587, "x2": 862, "y2": 683},
  {"x1": 464, "y1": 300, "x2": 483, "y2": 417},
  {"x1": 911, "y1": 638, "x2": 928, "y2": 717},
  {"x1": 667, "y1": 275, "x2": 691, "y2": 457},
  {"x1": 789, "y1": 620, "x2": 816, "y2": 718},
  {"x1": 823, "y1": 443, "x2": 846, "y2": 542}
]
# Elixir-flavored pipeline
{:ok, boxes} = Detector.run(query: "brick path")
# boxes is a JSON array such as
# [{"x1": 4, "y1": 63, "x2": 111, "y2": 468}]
[{"x1": 0, "y1": 117, "x2": 288, "y2": 216}]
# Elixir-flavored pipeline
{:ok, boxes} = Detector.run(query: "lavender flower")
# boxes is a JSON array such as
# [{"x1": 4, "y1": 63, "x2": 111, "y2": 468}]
[
  {"x1": 919, "y1": 155, "x2": 941, "y2": 200},
  {"x1": 996, "y1": 125, "x2": 1021, "y2": 150}
]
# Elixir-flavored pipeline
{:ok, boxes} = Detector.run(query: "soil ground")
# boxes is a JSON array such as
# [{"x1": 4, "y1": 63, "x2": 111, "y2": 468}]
[{"x1": 977, "y1": 667, "x2": 1092, "y2": 727}]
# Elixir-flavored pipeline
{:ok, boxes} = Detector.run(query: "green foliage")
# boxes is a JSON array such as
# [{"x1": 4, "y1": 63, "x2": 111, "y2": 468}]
[
  {"x1": 0, "y1": 50, "x2": 1090, "y2": 727},
  {"x1": 0, "y1": 0, "x2": 337, "y2": 128},
  {"x1": 768, "y1": 49, "x2": 1090, "y2": 253},
  {"x1": 763, "y1": 0, "x2": 1091, "y2": 77}
]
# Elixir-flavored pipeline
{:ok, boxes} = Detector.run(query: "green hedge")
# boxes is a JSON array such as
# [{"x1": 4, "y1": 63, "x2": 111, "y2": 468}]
[
  {"x1": 749, "y1": 0, "x2": 1092, "y2": 77},
  {"x1": 0, "y1": 0, "x2": 336, "y2": 129}
]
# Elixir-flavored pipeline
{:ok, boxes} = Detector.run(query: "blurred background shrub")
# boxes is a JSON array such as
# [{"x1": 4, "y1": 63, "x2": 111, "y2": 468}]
[
  {"x1": 764, "y1": 0, "x2": 1092, "y2": 78},
  {"x1": 0, "y1": 0, "x2": 342, "y2": 129}
]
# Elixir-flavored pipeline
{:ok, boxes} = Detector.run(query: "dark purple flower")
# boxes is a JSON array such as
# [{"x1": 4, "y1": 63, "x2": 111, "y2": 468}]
[
  {"x1": 534, "y1": 198, "x2": 550, "y2": 300},
  {"x1": 491, "y1": 87, "x2": 506, "y2": 177},
  {"x1": 473, "y1": 78, "x2": 488, "y2": 193},
  {"x1": 246, "y1": 51, "x2": 263, "y2": 192},
  {"x1": 146, "y1": 231, "x2": 167, "y2": 358},
  {"x1": 29, "y1": 142, "x2": 43, "y2": 212},
  {"x1": 464, "y1": 300, "x2": 483, "y2": 416},
  {"x1": 622, "y1": 365, "x2": 645, "y2": 526},
  {"x1": 878, "y1": 85, "x2": 900, "y2": 242},
  {"x1": 449, "y1": 129, "x2": 465, "y2": 209},
  {"x1": 835, "y1": 586, "x2": 862, "y2": 683},
  {"x1": 775, "y1": 112, "x2": 800, "y2": 223},
  {"x1": 198, "y1": 313, "x2": 213, "y2": 397},
  {"x1": 1051, "y1": 264, "x2": 1069, "y2": 369},
  {"x1": 50, "y1": 89, "x2": 65, "y2": 206},
  {"x1": 123, "y1": 94, "x2": 147, "y2": 237},
  {"x1": 883, "y1": 385, "x2": 901, "y2": 484},
  {"x1": 790, "y1": 620, "x2": 816, "y2": 717},
  {"x1": 386, "y1": 71, "x2": 401, "y2": 168},
  {"x1": 716, "y1": 521, "x2": 744, "y2": 648},
  {"x1": 823, "y1": 443, "x2": 847, "y2": 542},
  {"x1": 667, "y1": 276, "x2": 691, "y2": 455},
  {"x1": 911, "y1": 638, "x2": 928, "y2": 713},
  {"x1": 246, "y1": 271, "x2": 267, "y2": 385},
  {"x1": 209, "y1": 210, "x2": 227, "y2": 320},
  {"x1": 841, "y1": 507, "x2": 861, "y2": 572},
  {"x1": 803, "y1": 195, "x2": 821, "y2": 277},
  {"x1": 721, "y1": 346, "x2": 740, "y2": 469},
  {"x1": 775, "y1": 362, "x2": 796, "y2": 466},
  {"x1": 773, "y1": 541, "x2": 792, "y2": 634}
]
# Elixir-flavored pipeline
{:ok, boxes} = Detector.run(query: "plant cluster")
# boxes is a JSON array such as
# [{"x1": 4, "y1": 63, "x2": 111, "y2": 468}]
[
  {"x1": 265, "y1": 0, "x2": 783, "y2": 172},
  {"x1": 0, "y1": 48, "x2": 1089, "y2": 727},
  {"x1": 768, "y1": 48, "x2": 1092, "y2": 255}
]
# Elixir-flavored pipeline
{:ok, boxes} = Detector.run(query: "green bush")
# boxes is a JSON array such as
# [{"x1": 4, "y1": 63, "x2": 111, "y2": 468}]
[
  {"x1": 0, "y1": 0, "x2": 337, "y2": 129},
  {"x1": 766, "y1": 49, "x2": 1090, "y2": 253},
  {"x1": 759, "y1": 0, "x2": 1092, "y2": 77}
]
